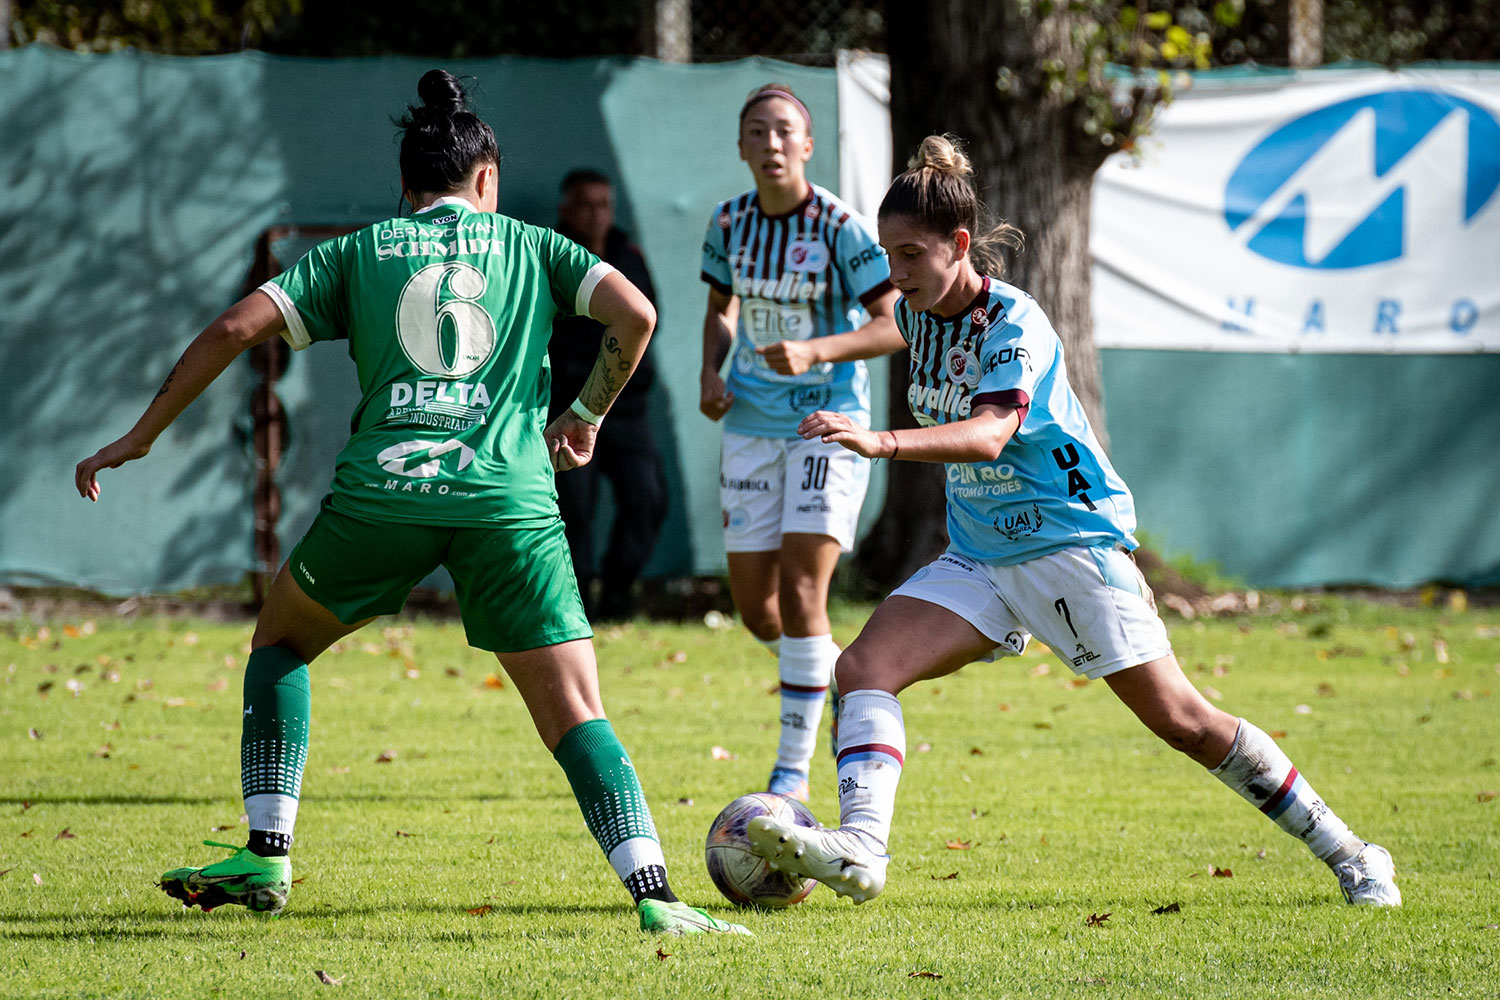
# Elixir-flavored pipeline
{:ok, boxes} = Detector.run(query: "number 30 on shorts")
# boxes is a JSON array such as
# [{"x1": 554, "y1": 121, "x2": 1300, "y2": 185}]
[{"x1": 801, "y1": 456, "x2": 829, "y2": 491}]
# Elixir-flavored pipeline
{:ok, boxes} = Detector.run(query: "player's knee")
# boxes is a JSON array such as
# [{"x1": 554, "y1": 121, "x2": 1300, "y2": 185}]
[
  {"x1": 1152, "y1": 708, "x2": 1215, "y2": 757},
  {"x1": 741, "y1": 611, "x2": 781, "y2": 643},
  {"x1": 833, "y1": 647, "x2": 877, "y2": 693}
]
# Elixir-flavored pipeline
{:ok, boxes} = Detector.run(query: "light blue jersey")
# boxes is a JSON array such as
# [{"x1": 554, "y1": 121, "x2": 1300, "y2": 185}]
[
  {"x1": 701, "y1": 184, "x2": 893, "y2": 438},
  {"x1": 899, "y1": 277, "x2": 1137, "y2": 566}
]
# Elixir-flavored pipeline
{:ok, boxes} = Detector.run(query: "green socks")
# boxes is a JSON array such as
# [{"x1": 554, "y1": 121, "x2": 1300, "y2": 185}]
[
  {"x1": 240, "y1": 646, "x2": 310, "y2": 853},
  {"x1": 553, "y1": 719, "x2": 675, "y2": 902}
]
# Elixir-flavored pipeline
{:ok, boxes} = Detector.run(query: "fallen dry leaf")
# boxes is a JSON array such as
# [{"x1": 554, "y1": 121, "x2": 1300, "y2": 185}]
[
  {"x1": 37, "y1": 681, "x2": 53, "y2": 695},
  {"x1": 18, "y1": 830, "x2": 32, "y2": 838},
  {"x1": 1213, "y1": 866, "x2": 1233, "y2": 878},
  {"x1": 445, "y1": 668, "x2": 462, "y2": 677},
  {"x1": 676, "y1": 797, "x2": 694, "y2": 806},
  {"x1": 655, "y1": 947, "x2": 671, "y2": 961},
  {"x1": 1085, "y1": 911, "x2": 1111, "y2": 927},
  {"x1": 312, "y1": 970, "x2": 342, "y2": 986},
  {"x1": 394, "y1": 830, "x2": 415, "y2": 837},
  {"x1": 19, "y1": 801, "x2": 31, "y2": 812},
  {"x1": 55, "y1": 828, "x2": 76, "y2": 840},
  {"x1": 969, "y1": 747, "x2": 983, "y2": 756},
  {"x1": 375, "y1": 749, "x2": 397, "y2": 763},
  {"x1": 1033, "y1": 721, "x2": 1053, "y2": 730},
  {"x1": 1316, "y1": 682, "x2": 1336, "y2": 697},
  {"x1": 1151, "y1": 902, "x2": 1182, "y2": 914},
  {"x1": 1269, "y1": 730, "x2": 1288, "y2": 739},
  {"x1": 467, "y1": 904, "x2": 493, "y2": 916},
  {"x1": 27, "y1": 728, "x2": 41, "y2": 740},
  {"x1": 92, "y1": 745, "x2": 111, "y2": 759},
  {"x1": 944, "y1": 839, "x2": 973, "y2": 850},
  {"x1": 211, "y1": 823, "x2": 237, "y2": 831},
  {"x1": 930, "y1": 872, "x2": 959, "y2": 880},
  {"x1": 1417, "y1": 715, "x2": 1432, "y2": 725},
  {"x1": 483, "y1": 673, "x2": 504, "y2": 689},
  {"x1": 1478, "y1": 791, "x2": 1497, "y2": 803},
  {"x1": 0, "y1": 867, "x2": 13, "y2": 877},
  {"x1": 908, "y1": 972, "x2": 942, "y2": 979}
]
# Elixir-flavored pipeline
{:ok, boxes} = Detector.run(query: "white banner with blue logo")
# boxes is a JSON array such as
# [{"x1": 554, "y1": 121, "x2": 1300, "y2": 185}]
[{"x1": 1092, "y1": 68, "x2": 1500, "y2": 353}]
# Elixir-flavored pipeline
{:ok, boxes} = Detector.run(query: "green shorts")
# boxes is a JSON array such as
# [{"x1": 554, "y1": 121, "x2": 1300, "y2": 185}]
[{"x1": 286, "y1": 504, "x2": 592, "y2": 653}]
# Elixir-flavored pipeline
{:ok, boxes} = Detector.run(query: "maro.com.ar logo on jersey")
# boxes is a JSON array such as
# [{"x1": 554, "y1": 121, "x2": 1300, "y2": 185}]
[{"x1": 1225, "y1": 89, "x2": 1500, "y2": 270}]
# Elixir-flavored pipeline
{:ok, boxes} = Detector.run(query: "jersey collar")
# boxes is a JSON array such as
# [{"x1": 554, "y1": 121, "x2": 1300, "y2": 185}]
[
  {"x1": 416, "y1": 195, "x2": 478, "y2": 215},
  {"x1": 929, "y1": 275, "x2": 991, "y2": 325}
]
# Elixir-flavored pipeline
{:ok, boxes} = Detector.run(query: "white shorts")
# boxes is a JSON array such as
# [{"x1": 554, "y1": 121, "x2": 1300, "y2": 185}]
[
  {"x1": 889, "y1": 547, "x2": 1173, "y2": 679},
  {"x1": 720, "y1": 431, "x2": 871, "y2": 553}
]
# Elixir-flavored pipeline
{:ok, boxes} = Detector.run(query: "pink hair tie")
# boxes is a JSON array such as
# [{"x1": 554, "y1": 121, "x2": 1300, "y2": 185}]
[{"x1": 739, "y1": 90, "x2": 812, "y2": 132}]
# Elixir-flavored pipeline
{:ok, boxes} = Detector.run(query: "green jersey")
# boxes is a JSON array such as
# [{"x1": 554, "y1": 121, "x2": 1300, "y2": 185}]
[{"x1": 261, "y1": 198, "x2": 611, "y2": 527}]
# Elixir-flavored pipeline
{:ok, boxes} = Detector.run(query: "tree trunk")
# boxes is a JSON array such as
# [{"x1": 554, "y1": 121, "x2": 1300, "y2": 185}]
[{"x1": 856, "y1": 0, "x2": 1111, "y2": 592}]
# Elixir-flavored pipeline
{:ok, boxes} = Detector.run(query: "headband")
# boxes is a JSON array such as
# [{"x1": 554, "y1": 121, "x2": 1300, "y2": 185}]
[{"x1": 739, "y1": 90, "x2": 812, "y2": 132}]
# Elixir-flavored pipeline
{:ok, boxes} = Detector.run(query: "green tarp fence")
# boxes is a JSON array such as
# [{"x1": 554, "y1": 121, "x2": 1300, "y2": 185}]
[
  {"x1": 3, "y1": 46, "x2": 1496, "y2": 593},
  {"x1": 0, "y1": 46, "x2": 878, "y2": 593}
]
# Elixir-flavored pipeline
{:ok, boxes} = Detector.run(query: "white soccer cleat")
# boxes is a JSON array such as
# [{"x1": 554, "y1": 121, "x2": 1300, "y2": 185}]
[
  {"x1": 1334, "y1": 843, "x2": 1402, "y2": 906},
  {"x1": 747, "y1": 816, "x2": 888, "y2": 904}
]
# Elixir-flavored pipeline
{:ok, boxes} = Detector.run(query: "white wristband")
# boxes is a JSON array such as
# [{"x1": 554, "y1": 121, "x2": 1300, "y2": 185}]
[{"x1": 569, "y1": 397, "x2": 604, "y2": 426}]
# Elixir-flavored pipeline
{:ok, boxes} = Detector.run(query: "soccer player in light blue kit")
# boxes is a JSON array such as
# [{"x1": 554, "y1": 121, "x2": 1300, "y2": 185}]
[
  {"x1": 699, "y1": 84, "x2": 900, "y2": 802},
  {"x1": 748, "y1": 135, "x2": 1400, "y2": 908}
]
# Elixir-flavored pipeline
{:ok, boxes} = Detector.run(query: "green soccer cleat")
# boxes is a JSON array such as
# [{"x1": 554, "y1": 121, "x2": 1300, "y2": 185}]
[
  {"x1": 637, "y1": 899, "x2": 753, "y2": 937},
  {"x1": 159, "y1": 840, "x2": 292, "y2": 914}
]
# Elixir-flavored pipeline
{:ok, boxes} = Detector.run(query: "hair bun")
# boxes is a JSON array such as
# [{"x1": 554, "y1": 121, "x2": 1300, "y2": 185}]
[
  {"x1": 417, "y1": 69, "x2": 468, "y2": 112},
  {"x1": 910, "y1": 134, "x2": 972, "y2": 179}
]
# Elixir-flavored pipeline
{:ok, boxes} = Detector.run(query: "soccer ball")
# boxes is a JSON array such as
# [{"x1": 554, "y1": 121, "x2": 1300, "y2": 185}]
[{"x1": 705, "y1": 792, "x2": 819, "y2": 908}]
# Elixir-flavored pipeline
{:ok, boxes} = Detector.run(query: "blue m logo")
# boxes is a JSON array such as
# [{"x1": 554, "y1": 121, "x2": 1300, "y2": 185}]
[{"x1": 1225, "y1": 89, "x2": 1500, "y2": 269}]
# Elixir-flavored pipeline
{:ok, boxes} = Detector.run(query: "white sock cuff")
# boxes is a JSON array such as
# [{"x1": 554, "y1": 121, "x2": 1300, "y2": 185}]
[
  {"x1": 1211, "y1": 718, "x2": 1291, "y2": 785},
  {"x1": 244, "y1": 792, "x2": 299, "y2": 835},
  {"x1": 606, "y1": 836, "x2": 666, "y2": 881},
  {"x1": 779, "y1": 633, "x2": 835, "y2": 687},
  {"x1": 836, "y1": 690, "x2": 906, "y2": 758},
  {"x1": 755, "y1": 635, "x2": 782, "y2": 658}
]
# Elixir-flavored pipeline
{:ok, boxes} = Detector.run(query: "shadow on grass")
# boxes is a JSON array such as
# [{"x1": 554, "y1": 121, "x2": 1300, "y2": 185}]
[
  {"x1": 0, "y1": 791, "x2": 553, "y2": 808},
  {"x1": 0, "y1": 795, "x2": 222, "y2": 807}
]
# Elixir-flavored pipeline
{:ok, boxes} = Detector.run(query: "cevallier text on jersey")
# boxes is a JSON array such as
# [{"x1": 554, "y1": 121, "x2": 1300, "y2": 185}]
[
  {"x1": 731, "y1": 270, "x2": 828, "y2": 302},
  {"x1": 908, "y1": 379, "x2": 972, "y2": 418},
  {"x1": 389, "y1": 381, "x2": 493, "y2": 407}
]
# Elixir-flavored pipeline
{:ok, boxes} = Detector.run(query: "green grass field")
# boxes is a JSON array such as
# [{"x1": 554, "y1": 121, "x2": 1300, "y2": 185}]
[{"x1": 3, "y1": 596, "x2": 1498, "y2": 998}]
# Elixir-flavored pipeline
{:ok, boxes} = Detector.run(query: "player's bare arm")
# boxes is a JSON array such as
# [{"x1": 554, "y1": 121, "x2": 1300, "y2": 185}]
[
  {"x1": 757, "y1": 286, "x2": 903, "y2": 375},
  {"x1": 74, "y1": 291, "x2": 287, "y2": 502},
  {"x1": 699, "y1": 285, "x2": 736, "y2": 420},
  {"x1": 545, "y1": 269, "x2": 654, "y2": 472},
  {"x1": 797, "y1": 402, "x2": 1021, "y2": 462}
]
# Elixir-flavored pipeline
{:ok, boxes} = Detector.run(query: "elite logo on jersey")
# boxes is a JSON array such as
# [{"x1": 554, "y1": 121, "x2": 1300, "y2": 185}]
[
  {"x1": 377, "y1": 439, "x2": 475, "y2": 478},
  {"x1": 945, "y1": 346, "x2": 981, "y2": 387},
  {"x1": 785, "y1": 240, "x2": 830, "y2": 273}
]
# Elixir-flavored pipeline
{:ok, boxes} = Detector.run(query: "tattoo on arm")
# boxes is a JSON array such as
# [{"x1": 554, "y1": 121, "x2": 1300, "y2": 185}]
[
  {"x1": 153, "y1": 355, "x2": 187, "y2": 401},
  {"x1": 602, "y1": 335, "x2": 630, "y2": 371}
]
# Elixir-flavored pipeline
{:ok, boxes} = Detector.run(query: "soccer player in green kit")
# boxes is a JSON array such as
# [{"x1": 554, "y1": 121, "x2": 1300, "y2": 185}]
[{"x1": 73, "y1": 70, "x2": 748, "y2": 937}]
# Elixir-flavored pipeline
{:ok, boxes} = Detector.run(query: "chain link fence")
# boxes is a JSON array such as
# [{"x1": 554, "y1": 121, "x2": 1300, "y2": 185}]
[{"x1": 675, "y1": 0, "x2": 885, "y2": 64}]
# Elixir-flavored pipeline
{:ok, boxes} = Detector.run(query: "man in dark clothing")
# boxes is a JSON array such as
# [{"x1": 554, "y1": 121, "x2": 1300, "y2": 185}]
[{"x1": 549, "y1": 169, "x2": 669, "y2": 621}]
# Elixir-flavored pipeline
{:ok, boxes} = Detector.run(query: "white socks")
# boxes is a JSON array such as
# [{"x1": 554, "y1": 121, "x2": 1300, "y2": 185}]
[
  {"x1": 1209, "y1": 718, "x2": 1363, "y2": 865},
  {"x1": 244, "y1": 792, "x2": 299, "y2": 837},
  {"x1": 774, "y1": 634, "x2": 838, "y2": 773},
  {"x1": 833, "y1": 689, "x2": 906, "y2": 855}
]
